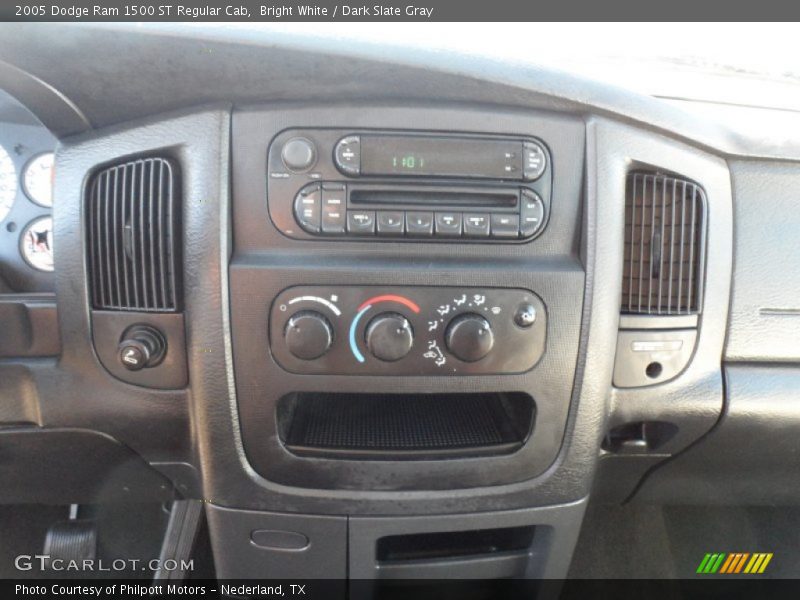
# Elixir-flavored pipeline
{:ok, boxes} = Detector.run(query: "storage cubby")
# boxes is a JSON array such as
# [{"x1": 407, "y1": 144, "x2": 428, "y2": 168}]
[{"x1": 278, "y1": 392, "x2": 535, "y2": 460}]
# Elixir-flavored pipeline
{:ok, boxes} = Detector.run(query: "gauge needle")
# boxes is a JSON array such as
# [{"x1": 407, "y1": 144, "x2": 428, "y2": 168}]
[{"x1": 34, "y1": 229, "x2": 50, "y2": 251}]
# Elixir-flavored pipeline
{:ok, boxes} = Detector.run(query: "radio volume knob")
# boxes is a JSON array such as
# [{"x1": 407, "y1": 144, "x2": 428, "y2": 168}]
[
  {"x1": 365, "y1": 313, "x2": 413, "y2": 362},
  {"x1": 282, "y1": 137, "x2": 317, "y2": 172},
  {"x1": 285, "y1": 311, "x2": 333, "y2": 360},
  {"x1": 445, "y1": 313, "x2": 494, "y2": 362}
]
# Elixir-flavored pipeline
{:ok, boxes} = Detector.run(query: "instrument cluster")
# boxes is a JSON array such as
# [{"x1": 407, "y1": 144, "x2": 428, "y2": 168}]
[
  {"x1": 0, "y1": 90, "x2": 58, "y2": 291},
  {"x1": 0, "y1": 149, "x2": 55, "y2": 272}
]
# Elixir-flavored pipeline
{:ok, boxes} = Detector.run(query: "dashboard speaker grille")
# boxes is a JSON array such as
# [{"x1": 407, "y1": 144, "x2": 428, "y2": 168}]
[
  {"x1": 622, "y1": 173, "x2": 705, "y2": 315},
  {"x1": 87, "y1": 157, "x2": 180, "y2": 312}
]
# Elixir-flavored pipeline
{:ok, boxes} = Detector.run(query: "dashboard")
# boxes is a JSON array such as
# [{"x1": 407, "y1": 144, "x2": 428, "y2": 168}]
[{"x1": 0, "y1": 23, "x2": 798, "y2": 586}]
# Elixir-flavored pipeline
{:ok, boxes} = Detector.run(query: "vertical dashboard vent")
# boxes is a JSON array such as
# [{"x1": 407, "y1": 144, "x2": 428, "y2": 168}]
[
  {"x1": 622, "y1": 172, "x2": 705, "y2": 315},
  {"x1": 87, "y1": 157, "x2": 180, "y2": 312}
]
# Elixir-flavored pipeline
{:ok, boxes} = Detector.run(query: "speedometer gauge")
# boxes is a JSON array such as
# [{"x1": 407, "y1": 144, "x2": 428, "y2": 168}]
[
  {"x1": 20, "y1": 216, "x2": 54, "y2": 272},
  {"x1": 0, "y1": 144, "x2": 17, "y2": 222},
  {"x1": 23, "y1": 152, "x2": 54, "y2": 207}
]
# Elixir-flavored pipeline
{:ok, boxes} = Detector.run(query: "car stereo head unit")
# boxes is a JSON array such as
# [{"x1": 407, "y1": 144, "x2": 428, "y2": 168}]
[
  {"x1": 336, "y1": 134, "x2": 546, "y2": 181},
  {"x1": 267, "y1": 129, "x2": 552, "y2": 242}
]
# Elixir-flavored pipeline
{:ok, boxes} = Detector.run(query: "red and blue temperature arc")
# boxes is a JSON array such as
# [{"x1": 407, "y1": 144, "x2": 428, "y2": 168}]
[{"x1": 349, "y1": 294, "x2": 420, "y2": 363}]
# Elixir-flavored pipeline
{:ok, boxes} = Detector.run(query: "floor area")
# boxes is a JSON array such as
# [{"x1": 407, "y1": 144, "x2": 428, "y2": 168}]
[{"x1": 568, "y1": 502, "x2": 800, "y2": 579}]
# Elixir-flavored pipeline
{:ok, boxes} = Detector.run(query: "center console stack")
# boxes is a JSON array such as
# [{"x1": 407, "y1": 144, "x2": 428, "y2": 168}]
[{"x1": 217, "y1": 105, "x2": 589, "y2": 583}]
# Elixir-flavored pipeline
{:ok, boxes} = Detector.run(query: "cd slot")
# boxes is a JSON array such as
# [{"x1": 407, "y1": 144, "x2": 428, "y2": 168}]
[{"x1": 349, "y1": 185, "x2": 519, "y2": 209}]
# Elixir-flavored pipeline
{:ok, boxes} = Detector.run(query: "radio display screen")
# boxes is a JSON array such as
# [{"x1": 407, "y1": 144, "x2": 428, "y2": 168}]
[{"x1": 360, "y1": 135, "x2": 523, "y2": 179}]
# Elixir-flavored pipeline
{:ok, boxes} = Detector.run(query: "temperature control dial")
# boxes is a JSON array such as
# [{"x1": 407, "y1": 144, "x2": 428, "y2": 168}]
[
  {"x1": 365, "y1": 312, "x2": 413, "y2": 362},
  {"x1": 284, "y1": 311, "x2": 333, "y2": 360},
  {"x1": 445, "y1": 313, "x2": 494, "y2": 362}
]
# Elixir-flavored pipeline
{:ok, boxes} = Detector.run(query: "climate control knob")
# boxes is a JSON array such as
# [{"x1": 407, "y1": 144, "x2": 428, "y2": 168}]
[
  {"x1": 445, "y1": 313, "x2": 494, "y2": 362},
  {"x1": 365, "y1": 312, "x2": 413, "y2": 362},
  {"x1": 284, "y1": 311, "x2": 333, "y2": 360}
]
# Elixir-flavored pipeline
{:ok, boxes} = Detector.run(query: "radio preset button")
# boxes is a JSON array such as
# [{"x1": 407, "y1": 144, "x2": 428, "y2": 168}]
[
  {"x1": 293, "y1": 185, "x2": 321, "y2": 233},
  {"x1": 334, "y1": 135, "x2": 361, "y2": 176},
  {"x1": 322, "y1": 206, "x2": 346, "y2": 234},
  {"x1": 522, "y1": 141, "x2": 547, "y2": 181},
  {"x1": 520, "y1": 190, "x2": 545, "y2": 237},
  {"x1": 435, "y1": 212, "x2": 462, "y2": 236},
  {"x1": 491, "y1": 213, "x2": 520, "y2": 238},
  {"x1": 377, "y1": 211, "x2": 405, "y2": 235},
  {"x1": 321, "y1": 186, "x2": 346, "y2": 233},
  {"x1": 347, "y1": 210, "x2": 375, "y2": 235},
  {"x1": 463, "y1": 213, "x2": 490, "y2": 237},
  {"x1": 406, "y1": 211, "x2": 434, "y2": 236}
]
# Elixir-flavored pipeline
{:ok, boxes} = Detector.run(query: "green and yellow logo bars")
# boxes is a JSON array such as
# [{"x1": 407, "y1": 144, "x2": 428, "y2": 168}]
[{"x1": 696, "y1": 553, "x2": 773, "y2": 574}]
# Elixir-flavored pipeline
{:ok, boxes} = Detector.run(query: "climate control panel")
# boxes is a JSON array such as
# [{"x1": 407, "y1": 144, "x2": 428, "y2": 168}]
[{"x1": 269, "y1": 286, "x2": 547, "y2": 375}]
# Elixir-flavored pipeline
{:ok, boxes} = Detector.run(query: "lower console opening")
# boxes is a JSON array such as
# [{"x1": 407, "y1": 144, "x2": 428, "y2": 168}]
[{"x1": 277, "y1": 391, "x2": 535, "y2": 460}]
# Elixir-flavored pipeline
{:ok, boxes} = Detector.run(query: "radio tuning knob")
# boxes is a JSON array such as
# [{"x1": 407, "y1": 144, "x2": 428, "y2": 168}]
[
  {"x1": 445, "y1": 313, "x2": 494, "y2": 362},
  {"x1": 365, "y1": 312, "x2": 413, "y2": 362},
  {"x1": 285, "y1": 311, "x2": 333, "y2": 360},
  {"x1": 334, "y1": 135, "x2": 360, "y2": 176},
  {"x1": 281, "y1": 137, "x2": 317, "y2": 172}
]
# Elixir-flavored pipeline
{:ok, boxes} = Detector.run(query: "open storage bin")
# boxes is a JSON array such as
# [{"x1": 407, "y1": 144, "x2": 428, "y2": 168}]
[{"x1": 278, "y1": 392, "x2": 535, "y2": 460}]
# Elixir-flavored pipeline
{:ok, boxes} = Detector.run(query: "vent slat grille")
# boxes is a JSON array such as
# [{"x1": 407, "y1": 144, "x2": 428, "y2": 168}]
[
  {"x1": 87, "y1": 157, "x2": 179, "y2": 312},
  {"x1": 622, "y1": 173, "x2": 705, "y2": 315}
]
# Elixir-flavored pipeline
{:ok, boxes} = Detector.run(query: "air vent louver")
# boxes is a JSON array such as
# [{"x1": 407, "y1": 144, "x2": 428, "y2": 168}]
[
  {"x1": 87, "y1": 157, "x2": 180, "y2": 312},
  {"x1": 622, "y1": 172, "x2": 705, "y2": 315}
]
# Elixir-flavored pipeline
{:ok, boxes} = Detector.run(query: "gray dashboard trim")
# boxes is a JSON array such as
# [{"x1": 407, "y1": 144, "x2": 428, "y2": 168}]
[
  {"x1": 0, "y1": 14, "x2": 779, "y2": 511},
  {"x1": 725, "y1": 160, "x2": 800, "y2": 363},
  {"x1": 183, "y1": 103, "x2": 608, "y2": 514},
  {"x1": 0, "y1": 23, "x2": 799, "y2": 161},
  {"x1": 0, "y1": 58, "x2": 90, "y2": 136},
  {"x1": 600, "y1": 118, "x2": 732, "y2": 456},
  {"x1": 32, "y1": 109, "x2": 228, "y2": 468},
  {"x1": 228, "y1": 105, "x2": 584, "y2": 493},
  {"x1": 631, "y1": 365, "x2": 800, "y2": 505},
  {"x1": 0, "y1": 100, "x2": 611, "y2": 515}
]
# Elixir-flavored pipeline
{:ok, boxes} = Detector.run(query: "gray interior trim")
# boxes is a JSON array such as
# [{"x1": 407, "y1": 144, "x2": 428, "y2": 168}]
[
  {"x1": 228, "y1": 104, "x2": 584, "y2": 493},
  {"x1": 1, "y1": 23, "x2": 800, "y2": 160},
  {"x1": 206, "y1": 504, "x2": 348, "y2": 579},
  {"x1": 597, "y1": 118, "x2": 733, "y2": 456},
  {"x1": 725, "y1": 160, "x2": 800, "y2": 363},
  {"x1": 349, "y1": 497, "x2": 587, "y2": 579},
  {"x1": 631, "y1": 365, "x2": 800, "y2": 505},
  {"x1": 0, "y1": 58, "x2": 90, "y2": 137},
  {"x1": 619, "y1": 314, "x2": 698, "y2": 330},
  {"x1": 129, "y1": 102, "x2": 607, "y2": 515}
]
